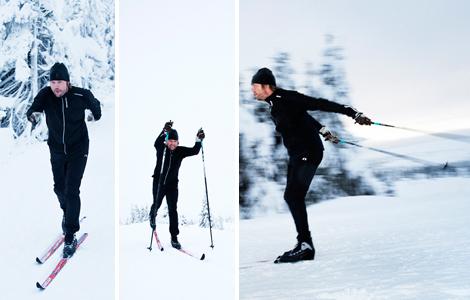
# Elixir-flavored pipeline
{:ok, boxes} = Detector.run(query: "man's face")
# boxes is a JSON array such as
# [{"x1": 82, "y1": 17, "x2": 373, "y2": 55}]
[
  {"x1": 167, "y1": 139, "x2": 179, "y2": 151},
  {"x1": 251, "y1": 83, "x2": 272, "y2": 101},
  {"x1": 50, "y1": 80, "x2": 68, "y2": 97}
]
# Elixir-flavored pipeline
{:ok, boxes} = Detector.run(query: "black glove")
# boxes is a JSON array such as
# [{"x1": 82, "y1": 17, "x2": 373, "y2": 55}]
[
  {"x1": 354, "y1": 112, "x2": 372, "y2": 126},
  {"x1": 196, "y1": 128, "x2": 205, "y2": 141},
  {"x1": 28, "y1": 114, "x2": 38, "y2": 126},
  {"x1": 163, "y1": 120, "x2": 173, "y2": 132},
  {"x1": 86, "y1": 112, "x2": 95, "y2": 122},
  {"x1": 319, "y1": 126, "x2": 340, "y2": 144}
]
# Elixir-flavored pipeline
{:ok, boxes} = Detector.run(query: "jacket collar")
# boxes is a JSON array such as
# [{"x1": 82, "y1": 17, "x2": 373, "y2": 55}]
[{"x1": 265, "y1": 88, "x2": 282, "y2": 106}]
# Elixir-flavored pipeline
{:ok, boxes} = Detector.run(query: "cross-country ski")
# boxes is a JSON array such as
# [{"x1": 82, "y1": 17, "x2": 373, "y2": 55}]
[
  {"x1": 175, "y1": 247, "x2": 205, "y2": 261},
  {"x1": 36, "y1": 216, "x2": 87, "y2": 264},
  {"x1": 120, "y1": 222, "x2": 234, "y2": 299},
  {"x1": 36, "y1": 233, "x2": 88, "y2": 290}
]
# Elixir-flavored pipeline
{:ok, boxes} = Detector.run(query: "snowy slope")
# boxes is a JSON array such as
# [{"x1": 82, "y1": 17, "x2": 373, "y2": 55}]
[
  {"x1": 119, "y1": 222, "x2": 235, "y2": 299},
  {"x1": 0, "y1": 103, "x2": 114, "y2": 299},
  {"x1": 240, "y1": 177, "x2": 470, "y2": 300}
]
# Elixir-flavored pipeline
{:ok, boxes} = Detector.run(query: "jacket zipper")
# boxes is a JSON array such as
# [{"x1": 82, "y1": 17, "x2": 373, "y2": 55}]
[
  {"x1": 163, "y1": 152, "x2": 172, "y2": 184},
  {"x1": 62, "y1": 97, "x2": 67, "y2": 154}
]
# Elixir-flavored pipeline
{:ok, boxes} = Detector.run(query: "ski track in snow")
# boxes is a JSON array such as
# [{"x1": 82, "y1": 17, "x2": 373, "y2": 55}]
[
  {"x1": 120, "y1": 222, "x2": 235, "y2": 300},
  {"x1": 240, "y1": 177, "x2": 470, "y2": 300},
  {"x1": 0, "y1": 104, "x2": 114, "y2": 299}
]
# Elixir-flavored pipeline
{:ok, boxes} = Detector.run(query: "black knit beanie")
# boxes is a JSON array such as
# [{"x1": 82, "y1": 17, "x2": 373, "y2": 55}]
[
  {"x1": 49, "y1": 63, "x2": 70, "y2": 81},
  {"x1": 251, "y1": 67, "x2": 276, "y2": 86},
  {"x1": 167, "y1": 129, "x2": 179, "y2": 141}
]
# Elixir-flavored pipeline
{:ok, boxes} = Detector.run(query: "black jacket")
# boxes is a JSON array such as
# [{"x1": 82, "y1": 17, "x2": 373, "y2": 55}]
[
  {"x1": 26, "y1": 86, "x2": 101, "y2": 155},
  {"x1": 265, "y1": 88, "x2": 357, "y2": 158},
  {"x1": 153, "y1": 131, "x2": 202, "y2": 189}
]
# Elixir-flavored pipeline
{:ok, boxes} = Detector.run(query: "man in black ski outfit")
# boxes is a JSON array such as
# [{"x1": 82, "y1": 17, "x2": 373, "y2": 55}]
[
  {"x1": 26, "y1": 62, "x2": 101, "y2": 258},
  {"x1": 251, "y1": 67, "x2": 372, "y2": 263},
  {"x1": 149, "y1": 121, "x2": 205, "y2": 249}
]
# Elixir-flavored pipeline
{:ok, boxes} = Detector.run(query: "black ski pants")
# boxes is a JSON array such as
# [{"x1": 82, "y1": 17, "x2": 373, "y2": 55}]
[
  {"x1": 284, "y1": 152, "x2": 323, "y2": 244},
  {"x1": 151, "y1": 178, "x2": 179, "y2": 238},
  {"x1": 50, "y1": 150, "x2": 87, "y2": 237}
]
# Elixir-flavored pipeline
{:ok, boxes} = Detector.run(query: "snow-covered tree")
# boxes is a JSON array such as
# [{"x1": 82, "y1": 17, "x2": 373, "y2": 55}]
[
  {"x1": 307, "y1": 35, "x2": 374, "y2": 200},
  {"x1": 0, "y1": 0, "x2": 114, "y2": 139},
  {"x1": 126, "y1": 204, "x2": 150, "y2": 225},
  {"x1": 199, "y1": 196, "x2": 211, "y2": 228}
]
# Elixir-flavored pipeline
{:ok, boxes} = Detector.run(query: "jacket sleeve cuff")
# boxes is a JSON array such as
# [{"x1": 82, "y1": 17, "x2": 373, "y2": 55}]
[{"x1": 344, "y1": 105, "x2": 359, "y2": 118}]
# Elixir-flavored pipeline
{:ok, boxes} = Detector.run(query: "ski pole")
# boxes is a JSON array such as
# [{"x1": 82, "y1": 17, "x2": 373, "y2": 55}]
[
  {"x1": 371, "y1": 121, "x2": 470, "y2": 144},
  {"x1": 147, "y1": 228, "x2": 155, "y2": 251},
  {"x1": 338, "y1": 139, "x2": 447, "y2": 168},
  {"x1": 148, "y1": 128, "x2": 170, "y2": 251},
  {"x1": 371, "y1": 121, "x2": 397, "y2": 128},
  {"x1": 201, "y1": 140, "x2": 214, "y2": 249}
]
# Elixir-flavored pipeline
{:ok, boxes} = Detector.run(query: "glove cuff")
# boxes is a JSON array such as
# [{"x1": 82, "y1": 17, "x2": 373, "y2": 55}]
[
  {"x1": 319, "y1": 126, "x2": 328, "y2": 136},
  {"x1": 354, "y1": 112, "x2": 363, "y2": 120}
]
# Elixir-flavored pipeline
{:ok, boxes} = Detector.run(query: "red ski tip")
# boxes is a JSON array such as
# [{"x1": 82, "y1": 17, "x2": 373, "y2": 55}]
[
  {"x1": 36, "y1": 282, "x2": 45, "y2": 290},
  {"x1": 36, "y1": 257, "x2": 43, "y2": 264}
]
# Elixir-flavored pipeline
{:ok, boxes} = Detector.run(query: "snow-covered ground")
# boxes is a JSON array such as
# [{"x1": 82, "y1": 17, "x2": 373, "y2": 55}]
[
  {"x1": 0, "y1": 103, "x2": 114, "y2": 299},
  {"x1": 240, "y1": 177, "x2": 470, "y2": 300},
  {"x1": 120, "y1": 222, "x2": 235, "y2": 299}
]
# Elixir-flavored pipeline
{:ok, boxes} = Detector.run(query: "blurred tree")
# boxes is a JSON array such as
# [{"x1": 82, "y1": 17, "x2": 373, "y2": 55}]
[{"x1": 239, "y1": 36, "x2": 374, "y2": 217}]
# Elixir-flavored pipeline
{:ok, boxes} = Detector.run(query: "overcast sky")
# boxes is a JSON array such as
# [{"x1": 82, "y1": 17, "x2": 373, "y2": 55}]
[
  {"x1": 120, "y1": 0, "x2": 236, "y2": 221},
  {"x1": 241, "y1": 0, "x2": 470, "y2": 141},
  {"x1": 119, "y1": 0, "x2": 470, "y2": 219}
]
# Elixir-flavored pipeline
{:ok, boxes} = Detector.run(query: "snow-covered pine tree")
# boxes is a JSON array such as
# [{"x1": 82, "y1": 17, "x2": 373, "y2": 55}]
[
  {"x1": 199, "y1": 196, "x2": 210, "y2": 228},
  {"x1": 126, "y1": 204, "x2": 150, "y2": 224},
  {"x1": 0, "y1": 0, "x2": 114, "y2": 140},
  {"x1": 0, "y1": 0, "x2": 55, "y2": 138}
]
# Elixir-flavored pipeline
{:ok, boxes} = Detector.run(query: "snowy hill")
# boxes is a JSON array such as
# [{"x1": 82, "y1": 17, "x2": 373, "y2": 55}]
[
  {"x1": 240, "y1": 177, "x2": 470, "y2": 300},
  {"x1": 119, "y1": 222, "x2": 235, "y2": 299},
  {"x1": 0, "y1": 103, "x2": 114, "y2": 299}
]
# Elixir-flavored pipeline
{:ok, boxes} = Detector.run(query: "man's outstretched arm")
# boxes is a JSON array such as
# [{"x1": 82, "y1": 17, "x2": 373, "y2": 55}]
[
  {"x1": 294, "y1": 91, "x2": 371, "y2": 125},
  {"x1": 179, "y1": 128, "x2": 205, "y2": 157}
]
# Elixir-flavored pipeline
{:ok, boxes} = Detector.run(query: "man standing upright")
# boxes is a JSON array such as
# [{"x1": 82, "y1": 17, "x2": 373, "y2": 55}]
[
  {"x1": 251, "y1": 67, "x2": 372, "y2": 263},
  {"x1": 149, "y1": 121, "x2": 205, "y2": 249},
  {"x1": 26, "y1": 62, "x2": 102, "y2": 258}
]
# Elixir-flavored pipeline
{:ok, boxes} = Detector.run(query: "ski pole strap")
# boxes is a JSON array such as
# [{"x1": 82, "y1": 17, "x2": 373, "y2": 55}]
[
  {"x1": 339, "y1": 139, "x2": 435, "y2": 166},
  {"x1": 371, "y1": 122, "x2": 470, "y2": 144}
]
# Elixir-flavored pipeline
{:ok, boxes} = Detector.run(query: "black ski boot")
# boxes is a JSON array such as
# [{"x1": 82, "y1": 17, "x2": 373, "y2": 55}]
[
  {"x1": 274, "y1": 241, "x2": 315, "y2": 263},
  {"x1": 171, "y1": 236, "x2": 181, "y2": 250},
  {"x1": 63, "y1": 234, "x2": 77, "y2": 258}
]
